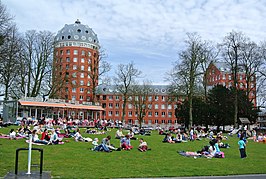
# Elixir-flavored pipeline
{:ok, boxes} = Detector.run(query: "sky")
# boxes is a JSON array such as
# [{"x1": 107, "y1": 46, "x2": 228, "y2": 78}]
[{"x1": 2, "y1": 0, "x2": 266, "y2": 85}]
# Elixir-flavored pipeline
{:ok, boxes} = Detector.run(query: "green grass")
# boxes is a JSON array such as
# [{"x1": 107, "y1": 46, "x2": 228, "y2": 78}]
[{"x1": 0, "y1": 126, "x2": 266, "y2": 178}]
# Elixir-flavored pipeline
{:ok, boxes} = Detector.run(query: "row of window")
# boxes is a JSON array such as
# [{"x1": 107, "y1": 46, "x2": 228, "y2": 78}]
[
  {"x1": 103, "y1": 103, "x2": 174, "y2": 110},
  {"x1": 57, "y1": 57, "x2": 92, "y2": 64},
  {"x1": 103, "y1": 95, "x2": 168, "y2": 101},
  {"x1": 105, "y1": 111, "x2": 173, "y2": 117},
  {"x1": 55, "y1": 41, "x2": 98, "y2": 50},
  {"x1": 209, "y1": 74, "x2": 254, "y2": 82}
]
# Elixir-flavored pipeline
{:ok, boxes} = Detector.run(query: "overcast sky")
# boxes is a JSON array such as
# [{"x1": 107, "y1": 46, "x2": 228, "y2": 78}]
[{"x1": 2, "y1": 0, "x2": 266, "y2": 84}]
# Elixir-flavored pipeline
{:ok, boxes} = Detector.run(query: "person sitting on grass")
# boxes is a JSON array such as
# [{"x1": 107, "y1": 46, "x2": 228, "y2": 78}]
[
  {"x1": 91, "y1": 138, "x2": 99, "y2": 151},
  {"x1": 9, "y1": 129, "x2": 17, "y2": 140},
  {"x1": 115, "y1": 128, "x2": 124, "y2": 139},
  {"x1": 32, "y1": 129, "x2": 49, "y2": 145},
  {"x1": 128, "y1": 129, "x2": 137, "y2": 140},
  {"x1": 163, "y1": 133, "x2": 175, "y2": 143},
  {"x1": 94, "y1": 135, "x2": 112, "y2": 152},
  {"x1": 41, "y1": 129, "x2": 50, "y2": 141},
  {"x1": 50, "y1": 129, "x2": 62, "y2": 144},
  {"x1": 74, "y1": 128, "x2": 84, "y2": 142},
  {"x1": 120, "y1": 134, "x2": 133, "y2": 150},
  {"x1": 138, "y1": 138, "x2": 149, "y2": 152}
]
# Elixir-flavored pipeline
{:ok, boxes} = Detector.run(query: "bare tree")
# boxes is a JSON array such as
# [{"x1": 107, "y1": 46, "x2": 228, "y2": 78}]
[
  {"x1": 130, "y1": 80, "x2": 153, "y2": 128},
  {"x1": 0, "y1": 24, "x2": 22, "y2": 100},
  {"x1": 114, "y1": 62, "x2": 142, "y2": 123},
  {"x1": 18, "y1": 30, "x2": 54, "y2": 97},
  {"x1": 220, "y1": 30, "x2": 248, "y2": 127},
  {"x1": 0, "y1": 1, "x2": 12, "y2": 45},
  {"x1": 167, "y1": 33, "x2": 207, "y2": 128}
]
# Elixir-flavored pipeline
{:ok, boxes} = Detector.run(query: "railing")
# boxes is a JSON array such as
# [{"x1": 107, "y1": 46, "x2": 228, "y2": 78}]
[{"x1": 15, "y1": 148, "x2": 43, "y2": 175}]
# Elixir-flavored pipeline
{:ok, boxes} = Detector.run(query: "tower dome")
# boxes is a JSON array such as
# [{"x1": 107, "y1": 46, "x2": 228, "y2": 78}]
[{"x1": 55, "y1": 19, "x2": 99, "y2": 47}]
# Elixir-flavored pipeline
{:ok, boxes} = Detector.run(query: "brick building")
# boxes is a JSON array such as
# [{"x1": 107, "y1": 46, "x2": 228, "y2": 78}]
[
  {"x1": 96, "y1": 85, "x2": 180, "y2": 127},
  {"x1": 206, "y1": 62, "x2": 256, "y2": 106}
]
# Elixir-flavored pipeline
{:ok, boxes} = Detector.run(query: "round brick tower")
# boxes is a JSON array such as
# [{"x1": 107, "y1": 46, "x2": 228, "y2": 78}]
[{"x1": 53, "y1": 19, "x2": 100, "y2": 104}]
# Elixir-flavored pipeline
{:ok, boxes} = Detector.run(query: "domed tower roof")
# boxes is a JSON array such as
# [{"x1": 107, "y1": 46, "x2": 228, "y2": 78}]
[{"x1": 55, "y1": 19, "x2": 99, "y2": 46}]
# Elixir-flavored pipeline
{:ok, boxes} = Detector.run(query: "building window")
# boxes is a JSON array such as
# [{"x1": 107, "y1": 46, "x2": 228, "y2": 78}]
[
  {"x1": 81, "y1": 50, "x2": 85, "y2": 55},
  {"x1": 148, "y1": 112, "x2": 152, "y2": 117},
  {"x1": 115, "y1": 96, "x2": 120, "y2": 100},
  {"x1": 72, "y1": 88, "x2": 76, "y2": 93},
  {"x1": 148, "y1": 104, "x2": 152, "y2": 109},
  {"x1": 66, "y1": 57, "x2": 70, "y2": 62},
  {"x1": 72, "y1": 95, "x2": 76, "y2": 101},
  {"x1": 155, "y1": 120, "x2": 158, "y2": 124},
  {"x1": 88, "y1": 66, "x2": 91, "y2": 71},
  {"x1": 66, "y1": 49, "x2": 70, "y2": 55},
  {"x1": 223, "y1": 74, "x2": 226, "y2": 80},
  {"x1": 73, "y1": 57, "x2": 78, "y2": 62},
  {"x1": 80, "y1": 73, "x2": 84, "y2": 78},
  {"x1": 168, "y1": 120, "x2": 172, "y2": 124},
  {"x1": 80, "y1": 80, "x2": 84, "y2": 85},
  {"x1": 115, "y1": 103, "x2": 119, "y2": 108},
  {"x1": 80, "y1": 95, "x2": 83, "y2": 100},
  {"x1": 155, "y1": 112, "x2": 159, "y2": 117},
  {"x1": 115, "y1": 111, "x2": 119, "y2": 116},
  {"x1": 72, "y1": 72, "x2": 77, "y2": 78},
  {"x1": 174, "y1": 120, "x2": 178, "y2": 124},
  {"x1": 72, "y1": 80, "x2": 76, "y2": 85},
  {"x1": 60, "y1": 50, "x2": 63, "y2": 55},
  {"x1": 88, "y1": 52, "x2": 91, "y2": 56},
  {"x1": 128, "y1": 111, "x2": 132, "y2": 117},
  {"x1": 162, "y1": 112, "x2": 166, "y2": 117},
  {"x1": 109, "y1": 103, "x2": 113, "y2": 108},
  {"x1": 109, "y1": 96, "x2": 113, "y2": 100},
  {"x1": 81, "y1": 66, "x2": 84, "y2": 71},
  {"x1": 80, "y1": 88, "x2": 84, "y2": 93},
  {"x1": 87, "y1": 81, "x2": 90, "y2": 86},
  {"x1": 162, "y1": 120, "x2": 165, "y2": 124},
  {"x1": 168, "y1": 112, "x2": 172, "y2": 117},
  {"x1": 73, "y1": 65, "x2": 77, "y2": 70},
  {"x1": 228, "y1": 75, "x2": 232, "y2": 80},
  {"x1": 128, "y1": 104, "x2": 132, "y2": 109},
  {"x1": 155, "y1": 104, "x2": 159, "y2": 109},
  {"x1": 73, "y1": 50, "x2": 78, "y2": 55},
  {"x1": 162, "y1": 96, "x2": 165, "y2": 101},
  {"x1": 148, "y1": 96, "x2": 152, "y2": 101},
  {"x1": 168, "y1": 105, "x2": 172, "y2": 109},
  {"x1": 81, "y1": 58, "x2": 85, "y2": 63},
  {"x1": 66, "y1": 64, "x2": 69, "y2": 70},
  {"x1": 161, "y1": 104, "x2": 165, "y2": 109},
  {"x1": 108, "y1": 111, "x2": 112, "y2": 116},
  {"x1": 155, "y1": 96, "x2": 159, "y2": 101}
]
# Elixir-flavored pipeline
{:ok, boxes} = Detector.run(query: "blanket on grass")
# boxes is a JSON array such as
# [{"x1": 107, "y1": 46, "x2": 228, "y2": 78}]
[
  {"x1": 0, "y1": 136, "x2": 25, "y2": 139},
  {"x1": 26, "y1": 140, "x2": 64, "y2": 145}
]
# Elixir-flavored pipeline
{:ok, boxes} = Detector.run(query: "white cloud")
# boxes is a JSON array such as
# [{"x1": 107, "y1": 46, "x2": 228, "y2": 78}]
[{"x1": 2, "y1": 0, "x2": 266, "y2": 84}]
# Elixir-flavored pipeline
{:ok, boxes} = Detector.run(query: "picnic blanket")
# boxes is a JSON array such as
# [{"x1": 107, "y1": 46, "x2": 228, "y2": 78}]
[
  {"x1": 26, "y1": 140, "x2": 64, "y2": 145},
  {"x1": 0, "y1": 136, "x2": 24, "y2": 139}
]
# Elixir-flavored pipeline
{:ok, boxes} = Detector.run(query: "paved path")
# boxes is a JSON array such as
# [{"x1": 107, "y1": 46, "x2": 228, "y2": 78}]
[{"x1": 121, "y1": 174, "x2": 266, "y2": 179}]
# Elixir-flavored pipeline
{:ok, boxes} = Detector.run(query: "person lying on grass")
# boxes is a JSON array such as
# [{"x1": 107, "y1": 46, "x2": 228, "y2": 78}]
[
  {"x1": 94, "y1": 135, "x2": 113, "y2": 152},
  {"x1": 32, "y1": 129, "x2": 49, "y2": 145}
]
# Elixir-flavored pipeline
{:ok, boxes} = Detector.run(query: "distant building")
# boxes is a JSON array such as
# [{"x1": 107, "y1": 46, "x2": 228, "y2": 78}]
[
  {"x1": 96, "y1": 85, "x2": 180, "y2": 126},
  {"x1": 206, "y1": 62, "x2": 256, "y2": 106},
  {"x1": 53, "y1": 19, "x2": 100, "y2": 104}
]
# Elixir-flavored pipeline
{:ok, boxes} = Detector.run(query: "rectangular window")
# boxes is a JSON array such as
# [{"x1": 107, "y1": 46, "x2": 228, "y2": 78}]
[
  {"x1": 66, "y1": 49, "x2": 70, "y2": 55},
  {"x1": 60, "y1": 50, "x2": 63, "y2": 55},
  {"x1": 155, "y1": 96, "x2": 159, "y2": 101},
  {"x1": 72, "y1": 95, "x2": 76, "y2": 101},
  {"x1": 168, "y1": 120, "x2": 172, "y2": 124},
  {"x1": 168, "y1": 104, "x2": 172, "y2": 109},
  {"x1": 148, "y1": 96, "x2": 152, "y2": 101},
  {"x1": 162, "y1": 96, "x2": 165, "y2": 101},
  {"x1": 109, "y1": 96, "x2": 113, "y2": 100},
  {"x1": 115, "y1": 111, "x2": 119, "y2": 116},
  {"x1": 161, "y1": 104, "x2": 165, "y2": 109},
  {"x1": 109, "y1": 103, "x2": 113, "y2": 108},
  {"x1": 162, "y1": 120, "x2": 165, "y2": 124},
  {"x1": 155, "y1": 112, "x2": 159, "y2": 117},
  {"x1": 115, "y1": 103, "x2": 119, "y2": 108},
  {"x1": 80, "y1": 73, "x2": 84, "y2": 78},
  {"x1": 73, "y1": 65, "x2": 77, "y2": 70},
  {"x1": 80, "y1": 88, "x2": 84, "y2": 93},
  {"x1": 81, "y1": 66, "x2": 84, "y2": 71},
  {"x1": 155, "y1": 120, "x2": 159, "y2": 124},
  {"x1": 80, "y1": 95, "x2": 83, "y2": 100},
  {"x1": 128, "y1": 104, "x2": 132, "y2": 109},
  {"x1": 148, "y1": 112, "x2": 152, "y2": 117},
  {"x1": 155, "y1": 104, "x2": 159, "y2": 109},
  {"x1": 66, "y1": 57, "x2": 70, "y2": 62},
  {"x1": 66, "y1": 64, "x2": 69, "y2": 70},
  {"x1": 72, "y1": 88, "x2": 76, "y2": 92},
  {"x1": 115, "y1": 96, "x2": 120, "y2": 100},
  {"x1": 108, "y1": 111, "x2": 112, "y2": 116},
  {"x1": 73, "y1": 57, "x2": 78, "y2": 62},
  {"x1": 81, "y1": 58, "x2": 85, "y2": 63},
  {"x1": 162, "y1": 112, "x2": 166, "y2": 117},
  {"x1": 73, "y1": 50, "x2": 78, "y2": 55},
  {"x1": 128, "y1": 111, "x2": 132, "y2": 117},
  {"x1": 80, "y1": 80, "x2": 84, "y2": 85},
  {"x1": 168, "y1": 112, "x2": 172, "y2": 117},
  {"x1": 81, "y1": 50, "x2": 85, "y2": 55}
]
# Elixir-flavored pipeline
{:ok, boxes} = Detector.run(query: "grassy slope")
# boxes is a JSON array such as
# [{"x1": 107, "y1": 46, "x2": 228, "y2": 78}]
[{"x1": 0, "y1": 126, "x2": 266, "y2": 178}]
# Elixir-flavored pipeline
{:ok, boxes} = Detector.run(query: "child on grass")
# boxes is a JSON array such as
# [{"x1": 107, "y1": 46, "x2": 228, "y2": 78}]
[{"x1": 238, "y1": 135, "x2": 247, "y2": 159}]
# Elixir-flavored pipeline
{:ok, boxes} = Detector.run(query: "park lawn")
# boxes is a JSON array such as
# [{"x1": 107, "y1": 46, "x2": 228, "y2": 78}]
[{"x1": 0, "y1": 126, "x2": 266, "y2": 178}]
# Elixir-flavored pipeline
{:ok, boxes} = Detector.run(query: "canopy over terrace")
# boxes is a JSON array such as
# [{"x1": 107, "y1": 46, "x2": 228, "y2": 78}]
[{"x1": 18, "y1": 98, "x2": 104, "y2": 120}]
